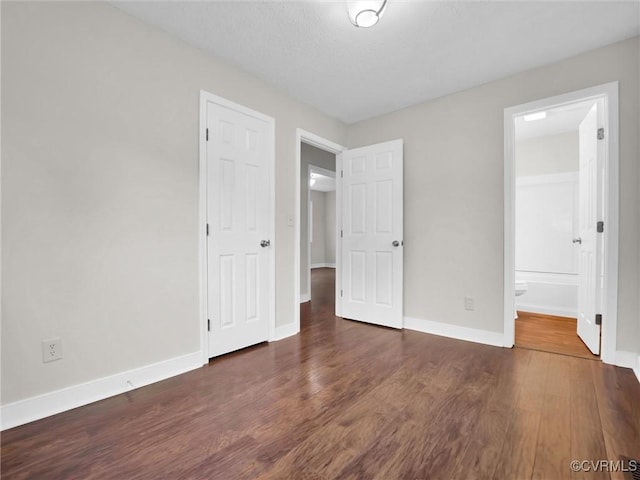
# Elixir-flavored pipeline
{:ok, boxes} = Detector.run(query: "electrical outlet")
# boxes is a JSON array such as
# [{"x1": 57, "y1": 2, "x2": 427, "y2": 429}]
[
  {"x1": 464, "y1": 297, "x2": 475, "y2": 311},
  {"x1": 42, "y1": 338, "x2": 62, "y2": 363}
]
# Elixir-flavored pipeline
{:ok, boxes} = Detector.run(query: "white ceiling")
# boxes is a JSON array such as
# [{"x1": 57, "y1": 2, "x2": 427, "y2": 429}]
[
  {"x1": 515, "y1": 99, "x2": 596, "y2": 140},
  {"x1": 113, "y1": 1, "x2": 640, "y2": 124}
]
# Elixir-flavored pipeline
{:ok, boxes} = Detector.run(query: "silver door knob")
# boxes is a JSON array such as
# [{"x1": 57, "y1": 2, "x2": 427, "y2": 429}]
[
  {"x1": 392, "y1": 240, "x2": 400, "y2": 247},
  {"x1": 572, "y1": 237, "x2": 582, "y2": 244},
  {"x1": 260, "y1": 240, "x2": 270, "y2": 248}
]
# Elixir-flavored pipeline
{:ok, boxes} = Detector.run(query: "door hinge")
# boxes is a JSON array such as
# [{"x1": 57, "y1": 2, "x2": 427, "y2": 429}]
[
  {"x1": 595, "y1": 314, "x2": 602, "y2": 326},
  {"x1": 341, "y1": 170, "x2": 343, "y2": 178},
  {"x1": 207, "y1": 319, "x2": 211, "y2": 331},
  {"x1": 597, "y1": 128, "x2": 604, "y2": 140},
  {"x1": 206, "y1": 128, "x2": 209, "y2": 141},
  {"x1": 340, "y1": 290, "x2": 343, "y2": 297},
  {"x1": 340, "y1": 230, "x2": 343, "y2": 238},
  {"x1": 597, "y1": 221, "x2": 604, "y2": 233},
  {"x1": 206, "y1": 223, "x2": 210, "y2": 236}
]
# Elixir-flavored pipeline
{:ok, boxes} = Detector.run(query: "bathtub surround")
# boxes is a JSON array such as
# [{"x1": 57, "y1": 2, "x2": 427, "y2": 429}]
[{"x1": 515, "y1": 171, "x2": 579, "y2": 317}]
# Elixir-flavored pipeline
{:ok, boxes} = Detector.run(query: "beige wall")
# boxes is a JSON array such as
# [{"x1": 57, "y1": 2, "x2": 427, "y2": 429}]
[
  {"x1": 347, "y1": 36, "x2": 639, "y2": 351},
  {"x1": 2, "y1": 1, "x2": 638, "y2": 410},
  {"x1": 299, "y1": 143, "x2": 335, "y2": 298},
  {"x1": 516, "y1": 132, "x2": 578, "y2": 177},
  {"x1": 1, "y1": 2, "x2": 345, "y2": 404},
  {"x1": 309, "y1": 190, "x2": 336, "y2": 267}
]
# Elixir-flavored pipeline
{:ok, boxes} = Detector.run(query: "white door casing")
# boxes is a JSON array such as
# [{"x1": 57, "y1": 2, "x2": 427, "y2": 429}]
[
  {"x1": 503, "y1": 82, "x2": 618, "y2": 365},
  {"x1": 204, "y1": 96, "x2": 274, "y2": 358},
  {"x1": 339, "y1": 139, "x2": 403, "y2": 328},
  {"x1": 576, "y1": 102, "x2": 602, "y2": 355}
]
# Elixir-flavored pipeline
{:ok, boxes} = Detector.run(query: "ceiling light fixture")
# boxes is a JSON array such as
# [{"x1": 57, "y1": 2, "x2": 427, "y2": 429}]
[
  {"x1": 523, "y1": 111, "x2": 547, "y2": 122},
  {"x1": 347, "y1": 0, "x2": 388, "y2": 28}
]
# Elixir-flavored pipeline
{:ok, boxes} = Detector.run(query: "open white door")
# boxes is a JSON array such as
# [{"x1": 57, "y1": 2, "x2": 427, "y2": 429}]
[
  {"x1": 339, "y1": 139, "x2": 403, "y2": 328},
  {"x1": 206, "y1": 98, "x2": 273, "y2": 357},
  {"x1": 576, "y1": 102, "x2": 602, "y2": 355}
]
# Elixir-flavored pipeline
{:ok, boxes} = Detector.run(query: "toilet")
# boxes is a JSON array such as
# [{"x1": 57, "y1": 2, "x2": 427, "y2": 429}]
[
  {"x1": 515, "y1": 280, "x2": 528, "y2": 297},
  {"x1": 515, "y1": 280, "x2": 528, "y2": 319}
]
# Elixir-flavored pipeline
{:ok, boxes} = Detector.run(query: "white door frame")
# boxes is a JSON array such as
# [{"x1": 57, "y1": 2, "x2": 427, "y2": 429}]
[
  {"x1": 295, "y1": 129, "x2": 346, "y2": 332},
  {"x1": 199, "y1": 90, "x2": 276, "y2": 364},
  {"x1": 503, "y1": 81, "x2": 619, "y2": 364}
]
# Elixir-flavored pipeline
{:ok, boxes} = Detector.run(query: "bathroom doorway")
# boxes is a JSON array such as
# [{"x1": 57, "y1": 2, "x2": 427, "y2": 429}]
[{"x1": 503, "y1": 82, "x2": 619, "y2": 363}]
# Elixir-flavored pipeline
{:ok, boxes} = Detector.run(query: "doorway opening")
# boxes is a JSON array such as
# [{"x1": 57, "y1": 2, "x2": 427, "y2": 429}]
[
  {"x1": 504, "y1": 82, "x2": 619, "y2": 364},
  {"x1": 306, "y1": 162, "x2": 337, "y2": 318},
  {"x1": 294, "y1": 130, "x2": 346, "y2": 334}
]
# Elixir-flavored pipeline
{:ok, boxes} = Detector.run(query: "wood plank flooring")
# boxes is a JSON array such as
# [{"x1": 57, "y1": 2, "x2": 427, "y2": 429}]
[
  {"x1": 2, "y1": 269, "x2": 639, "y2": 479},
  {"x1": 516, "y1": 311, "x2": 596, "y2": 360}
]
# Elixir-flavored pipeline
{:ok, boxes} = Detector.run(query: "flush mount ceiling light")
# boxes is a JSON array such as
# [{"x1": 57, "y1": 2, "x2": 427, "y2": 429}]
[
  {"x1": 347, "y1": 0, "x2": 388, "y2": 28},
  {"x1": 523, "y1": 111, "x2": 547, "y2": 122}
]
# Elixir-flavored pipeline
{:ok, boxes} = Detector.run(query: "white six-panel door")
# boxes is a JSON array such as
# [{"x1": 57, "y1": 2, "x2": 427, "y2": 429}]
[
  {"x1": 339, "y1": 139, "x2": 403, "y2": 328},
  {"x1": 206, "y1": 99, "x2": 273, "y2": 357},
  {"x1": 576, "y1": 102, "x2": 601, "y2": 355}
]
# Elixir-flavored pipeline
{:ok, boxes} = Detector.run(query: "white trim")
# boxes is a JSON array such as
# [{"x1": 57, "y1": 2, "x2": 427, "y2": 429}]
[
  {"x1": 199, "y1": 90, "x2": 276, "y2": 358},
  {"x1": 1, "y1": 352, "x2": 201, "y2": 431},
  {"x1": 634, "y1": 356, "x2": 640, "y2": 385},
  {"x1": 404, "y1": 316, "x2": 504, "y2": 348},
  {"x1": 198, "y1": 92, "x2": 208, "y2": 365},
  {"x1": 295, "y1": 129, "x2": 346, "y2": 334},
  {"x1": 300, "y1": 293, "x2": 310, "y2": 303},
  {"x1": 309, "y1": 165, "x2": 337, "y2": 181},
  {"x1": 515, "y1": 305, "x2": 576, "y2": 319},
  {"x1": 614, "y1": 350, "x2": 638, "y2": 369},
  {"x1": 307, "y1": 164, "x2": 312, "y2": 302},
  {"x1": 311, "y1": 263, "x2": 336, "y2": 269},
  {"x1": 335, "y1": 152, "x2": 343, "y2": 317},
  {"x1": 272, "y1": 322, "x2": 299, "y2": 341},
  {"x1": 503, "y1": 82, "x2": 619, "y2": 361}
]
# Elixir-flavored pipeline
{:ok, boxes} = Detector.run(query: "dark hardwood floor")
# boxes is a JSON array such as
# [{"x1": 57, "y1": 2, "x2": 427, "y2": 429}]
[
  {"x1": 2, "y1": 269, "x2": 639, "y2": 479},
  {"x1": 516, "y1": 311, "x2": 596, "y2": 360}
]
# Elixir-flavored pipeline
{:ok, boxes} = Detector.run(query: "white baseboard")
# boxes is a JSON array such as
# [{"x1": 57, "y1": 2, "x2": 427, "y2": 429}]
[
  {"x1": 300, "y1": 293, "x2": 310, "y2": 303},
  {"x1": 311, "y1": 263, "x2": 335, "y2": 269},
  {"x1": 634, "y1": 355, "x2": 640, "y2": 385},
  {"x1": 272, "y1": 322, "x2": 299, "y2": 341},
  {"x1": 614, "y1": 350, "x2": 638, "y2": 369},
  {"x1": 515, "y1": 304, "x2": 576, "y2": 318},
  {"x1": 404, "y1": 316, "x2": 504, "y2": 348},
  {"x1": 1, "y1": 351, "x2": 202, "y2": 431}
]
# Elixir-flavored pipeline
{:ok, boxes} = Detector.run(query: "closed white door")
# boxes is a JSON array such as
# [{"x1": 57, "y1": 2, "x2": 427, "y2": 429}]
[
  {"x1": 206, "y1": 99, "x2": 273, "y2": 357},
  {"x1": 339, "y1": 139, "x2": 403, "y2": 328},
  {"x1": 576, "y1": 102, "x2": 601, "y2": 355}
]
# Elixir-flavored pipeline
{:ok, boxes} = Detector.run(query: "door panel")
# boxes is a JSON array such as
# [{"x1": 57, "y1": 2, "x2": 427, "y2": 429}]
[
  {"x1": 576, "y1": 102, "x2": 601, "y2": 355},
  {"x1": 340, "y1": 139, "x2": 403, "y2": 328},
  {"x1": 207, "y1": 101, "x2": 271, "y2": 357}
]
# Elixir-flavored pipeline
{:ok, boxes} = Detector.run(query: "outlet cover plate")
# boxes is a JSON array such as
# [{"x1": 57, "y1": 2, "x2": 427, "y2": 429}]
[{"x1": 42, "y1": 338, "x2": 62, "y2": 363}]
